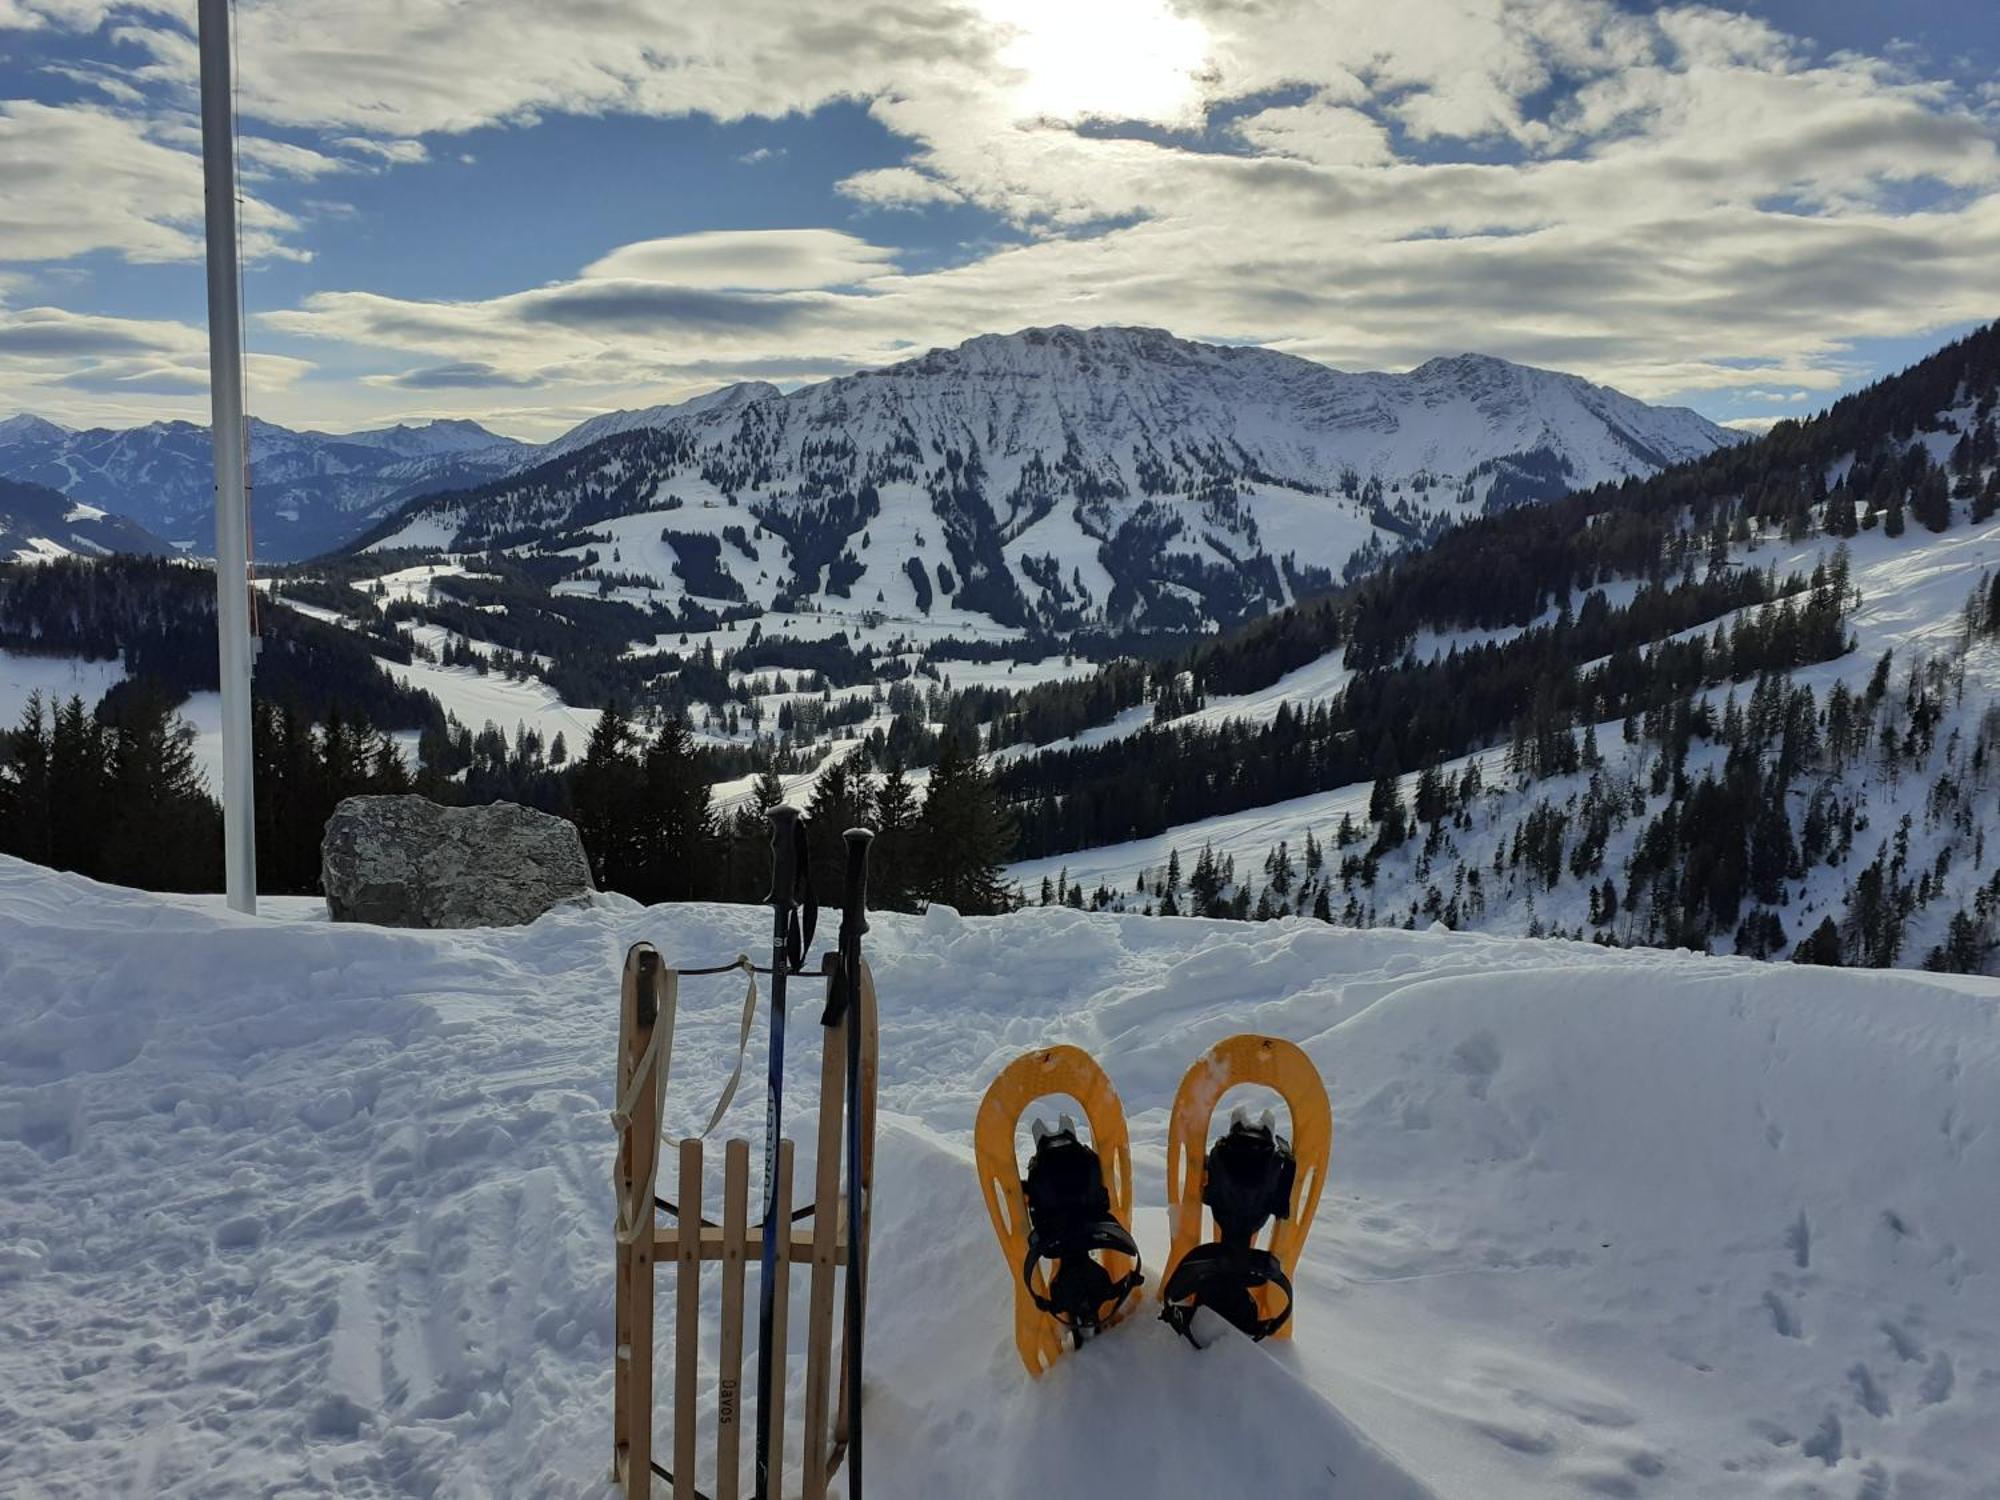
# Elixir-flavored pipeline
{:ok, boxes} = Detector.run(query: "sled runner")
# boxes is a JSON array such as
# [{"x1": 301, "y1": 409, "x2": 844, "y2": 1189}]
[
  {"x1": 975, "y1": 1045, "x2": 1143, "y2": 1375},
  {"x1": 1160, "y1": 1034, "x2": 1330, "y2": 1344},
  {"x1": 611, "y1": 817, "x2": 878, "y2": 1500}
]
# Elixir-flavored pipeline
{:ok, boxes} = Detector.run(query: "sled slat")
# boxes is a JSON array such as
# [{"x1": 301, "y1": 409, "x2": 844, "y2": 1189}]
[
  {"x1": 800, "y1": 968, "x2": 848, "y2": 1500},
  {"x1": 765, "y1": 1138, "x2": 796, "y2": 1500},
  {"x1": 673, "y1": 1139, "x2": 702, "y2": 1500},
  {"x1": 717, "y1": 1140, "x2": 749, "y2": 1500},
  {"x1": 656, "y1": 1224, "x2": 829, "y2": 1262},
  {"x1": 615, "y1": 945, "x2": 662, "y2": 1499}
]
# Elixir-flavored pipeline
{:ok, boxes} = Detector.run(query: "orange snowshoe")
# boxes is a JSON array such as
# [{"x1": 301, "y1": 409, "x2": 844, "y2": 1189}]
[
  {"x1": 975, "y1": 1045, "x2": 1144, "y2": 1375},
  {"x1": 1160, "y1": 1035, "x2": 1331, "y2": 1344}
]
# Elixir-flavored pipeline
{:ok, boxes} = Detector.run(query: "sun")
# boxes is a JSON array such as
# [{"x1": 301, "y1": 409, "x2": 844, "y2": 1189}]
[{"x1": 978, "y1": 0, "x2": 1211, "y2": 125}]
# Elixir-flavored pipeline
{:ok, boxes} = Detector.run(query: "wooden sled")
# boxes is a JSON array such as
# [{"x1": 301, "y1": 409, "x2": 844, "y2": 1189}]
[{"x1": 612, "y1": 942, "x2": 879, "y2": 1500}]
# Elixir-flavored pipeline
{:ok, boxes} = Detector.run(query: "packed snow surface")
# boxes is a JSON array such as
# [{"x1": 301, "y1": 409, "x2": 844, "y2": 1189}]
[{"x1": 2, "y1": 859, "x2": 1997, "y2": 1498}]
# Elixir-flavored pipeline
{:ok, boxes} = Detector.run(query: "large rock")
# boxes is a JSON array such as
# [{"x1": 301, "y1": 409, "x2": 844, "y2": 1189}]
[{"x1": 321, "y1": 795, "x2": 595, "y2": 928}]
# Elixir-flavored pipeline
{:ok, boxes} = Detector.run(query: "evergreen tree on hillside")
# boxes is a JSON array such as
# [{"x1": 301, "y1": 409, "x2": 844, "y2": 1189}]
[
  {"x1": 48, "y1": 695, "x2": 107, "y2": 875},
  {"x1": 919, "y1": 732, "x2": 1016, "y2": 915},
  {"x1": 571, "y1": 700, "x2": 643, "y2": 890},
  {"x1": 635, "y1": 717, "x2": 716, "y2": 903},
  {"x1": 98, "y1": 682, "x2": 222, "y2": 892},
  {"x1": 0, "y1": 692, "x2": 53, "y2": 867},
  {"x1": 872, "y1": 755, "x2": 920, "y2": 912},
  {"x1": 806, "y1": 749, "x2": 876, "y2": 898}
]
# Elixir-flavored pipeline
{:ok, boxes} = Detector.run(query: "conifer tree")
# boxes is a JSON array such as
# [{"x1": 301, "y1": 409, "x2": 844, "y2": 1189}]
[
  {"x1": 872, "y1": 755, "x2": 920, "y2": 911},
  {"x1": 636, "y1": 717, "x2": 716, "y2": 903},
  {"x1": 919, "y1": 731, "x2": 1016, "y2": 915},
  {"x1": 571, "y1": 699, "x2": 642, "y2": 889}
]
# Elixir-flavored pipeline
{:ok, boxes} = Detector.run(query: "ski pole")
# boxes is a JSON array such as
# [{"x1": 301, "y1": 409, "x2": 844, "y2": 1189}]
[
  {"x1": 838, "y1": 827, "x2": 873, "y2": 1499},
  {"x1": 755, "y1": 803, "x2": 803, "y2": 1500}
]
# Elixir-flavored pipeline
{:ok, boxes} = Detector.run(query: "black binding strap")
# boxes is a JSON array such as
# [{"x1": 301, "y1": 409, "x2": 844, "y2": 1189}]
[
  {"x1": 1161, "y1": 1115, "x2": 1298, "y2": 1344},
  {"x1": 1019, "y1": 1126, "x2": 1144, "y2": 1336},
  {"x1": 1160, "y1": 1242, "x2": 1294, "y2": 1341}
]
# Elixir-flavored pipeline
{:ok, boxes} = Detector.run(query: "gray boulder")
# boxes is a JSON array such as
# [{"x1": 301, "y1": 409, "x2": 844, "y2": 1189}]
[{"x1": 321, "y1": 795, "x2": 595, "y2": 928}]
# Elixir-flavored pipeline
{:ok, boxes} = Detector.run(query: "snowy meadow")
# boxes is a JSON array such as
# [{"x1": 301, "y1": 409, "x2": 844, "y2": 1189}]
[{"x1": 2, "y1": 856, "x2": 1996, "y2": 1497}]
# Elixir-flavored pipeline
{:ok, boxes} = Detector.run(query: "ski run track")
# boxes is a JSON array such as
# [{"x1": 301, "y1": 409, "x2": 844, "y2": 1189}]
[{"x1": 2, "y1": 856, "x2": 1998, "y2": 1498}]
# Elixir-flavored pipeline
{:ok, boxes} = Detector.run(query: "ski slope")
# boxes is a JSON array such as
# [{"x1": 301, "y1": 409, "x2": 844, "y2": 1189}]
[{"x1": 3, "y1": 856, "x2": 1997, "y2": 1498}]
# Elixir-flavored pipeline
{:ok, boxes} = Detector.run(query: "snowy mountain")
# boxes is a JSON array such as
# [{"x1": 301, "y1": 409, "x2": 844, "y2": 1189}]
[
  {"x1": 1001, "y1": 322, "x2": 2000, "y2": 971},
  {"x1": 536, "y1": 380, "x2": 782, "y2": 464},
  {"x1": 0, "y1": 474, "x2": 177, "y2": 562},
  {"x1": 0, "y1": 413, "x2": 528, "y2": 562},
  {"x1": 3, "y1": 859, "x2": 1995, "y2": 1497},
  {"x1": 359, "y1": 327, "x2": 1737, "y2": 635}
]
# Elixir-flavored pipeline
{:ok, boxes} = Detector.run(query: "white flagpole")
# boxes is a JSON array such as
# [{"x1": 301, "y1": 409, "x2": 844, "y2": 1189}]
[{"x1": 197, "y1": 0, "x2": 258, "y2": 914}]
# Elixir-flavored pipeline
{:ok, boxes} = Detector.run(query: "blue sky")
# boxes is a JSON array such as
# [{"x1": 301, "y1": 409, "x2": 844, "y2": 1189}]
[{"x1": 1, "y1": 0, "x2": 1996, "y2": 439}]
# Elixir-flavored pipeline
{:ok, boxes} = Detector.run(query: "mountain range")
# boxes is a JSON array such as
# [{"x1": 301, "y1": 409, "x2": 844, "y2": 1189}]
[
  {"x1": 0, "y1": 412, "x2": 527, "y2": 561},
  {"x1": 352, "y1": 326, "x2": 1739, "y2": 634},
  {"x1": 0, "y1": 329, "x2": 1736, "y2": 624},
  {"x1": 0, "y1": 474, "x2": 176, "y2": 563}
]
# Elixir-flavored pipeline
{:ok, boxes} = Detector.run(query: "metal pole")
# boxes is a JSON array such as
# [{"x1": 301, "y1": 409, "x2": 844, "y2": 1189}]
[{"x1": 197, "y1": 0, "x2": 257, "y2": 914}]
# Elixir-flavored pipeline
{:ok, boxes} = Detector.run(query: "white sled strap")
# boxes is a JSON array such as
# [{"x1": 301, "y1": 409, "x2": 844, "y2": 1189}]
[
  {"x1": 611, "y1": 968, "x2": 677, "y2": 1245},
  {"x1": 609, "y1": 956, "x2": 760, "y2": 1244},
  {"x1": 697, "y1": 954, "x2": 759, "y2": 1139}
]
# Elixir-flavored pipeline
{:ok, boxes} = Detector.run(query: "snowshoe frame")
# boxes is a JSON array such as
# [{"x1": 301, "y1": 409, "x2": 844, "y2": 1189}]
[
  {"x1": 975, "y1": 1046, "x2": 1141, "y2": 1375},
  {"x1": 1161, "y1": 1034, "x2": 1330, "y2": 1342}
]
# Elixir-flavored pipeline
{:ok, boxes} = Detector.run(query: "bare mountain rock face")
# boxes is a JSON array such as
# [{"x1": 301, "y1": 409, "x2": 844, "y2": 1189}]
[{"x1": 321, "y1": 795, "x2": 594, "y2": 928}]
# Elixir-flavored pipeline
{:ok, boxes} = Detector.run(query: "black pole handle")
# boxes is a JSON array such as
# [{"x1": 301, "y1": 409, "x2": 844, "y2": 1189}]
[
  {"x1": 841, "y1": 826, "x2": 874, "y2": 942},
  {"x1": 768, "y1": 803, "x2": 803, "y2": 914}
]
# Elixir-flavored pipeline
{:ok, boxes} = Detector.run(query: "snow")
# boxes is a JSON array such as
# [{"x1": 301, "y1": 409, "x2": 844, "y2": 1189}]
[
  {"x1": 367, "y1": 511, "x2": 465, "y2": 553},
  {"x1": 380, "y1": 654, "x2": 601, "y2": 746},
  {"x1": 0, "y1": 648, "x2": 125, "y2": 728},
  {"x1": 3, "y1": 857, "x2": 1996, "y2": 1498},
  {"x1": 9, "y1": 535, "x2": 73, "y2": 563}
]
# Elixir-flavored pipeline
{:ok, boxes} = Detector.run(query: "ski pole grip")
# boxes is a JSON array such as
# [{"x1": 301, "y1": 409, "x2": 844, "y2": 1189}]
[
  {"x1": 842, "y1": 826, "x2": 874, "y2": 939},
  {"x1": 768, "y1": 803, "x2": 803, "y2": 910}
]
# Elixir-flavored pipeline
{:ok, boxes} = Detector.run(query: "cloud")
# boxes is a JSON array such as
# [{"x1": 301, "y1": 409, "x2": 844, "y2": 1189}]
[
  {"x1": 581, "y1": 230, "x2": 898, "y2": 290},
  {"x1": 238, "y1": 136, "x2": 355, "y2": 180},
  {"x1": 1231, "y1": 97, "x2": 1393, "y2": 167},
  {"x1": 8, "y1": 0, "x2": 2000, "y2": 433},
  {"x1": 0, "y1": 101, "x2": 307, "y2": 264},
  {"x1": 370, "y1": 361, "x2": 544, "y2": 390},
  {"x1": 0, "y1": 306, "x2": 192, "y2": 357},
  {"x1": 335, "y1": 136, "x2": 429, "y2": 165},
  {"x1": 836, "y1": 166, "x2": 964, "y2": 208},
  {"x1": 0, "y1": 302, "x2": 314, "y2": 419},
  {"x1": 738, "y1": 146, "x2": 785, "y2": 165}
]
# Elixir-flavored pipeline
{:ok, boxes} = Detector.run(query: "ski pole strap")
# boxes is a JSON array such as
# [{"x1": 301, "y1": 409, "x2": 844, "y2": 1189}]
[{"x1": 1159, "y1": 1243, "x2": 1294, "y2": 1343}]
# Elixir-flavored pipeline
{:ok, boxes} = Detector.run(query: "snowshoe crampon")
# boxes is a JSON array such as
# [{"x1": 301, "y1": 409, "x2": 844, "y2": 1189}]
[
  {"x1": 1161, "y1": 1034, "x2": 1330, "y2": 1344},
  {"x1": 975, "y1": 1045, "x2": 1143, "y2": 1375}
]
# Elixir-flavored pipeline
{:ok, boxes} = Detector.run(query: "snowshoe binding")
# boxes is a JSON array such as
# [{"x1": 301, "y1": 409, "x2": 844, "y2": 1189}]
[
  {"x1": 1160, "y1": 1035, "x2": 1330, "y2": 1345},
  {"x1": 976, "y1": 1046, "x2": 1144, "y2": 1375}
]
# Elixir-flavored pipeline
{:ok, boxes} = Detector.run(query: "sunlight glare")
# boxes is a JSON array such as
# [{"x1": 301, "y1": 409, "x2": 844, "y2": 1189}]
[{"x1": 980, "y1": 0, "x2": 1210, "y2": 124}]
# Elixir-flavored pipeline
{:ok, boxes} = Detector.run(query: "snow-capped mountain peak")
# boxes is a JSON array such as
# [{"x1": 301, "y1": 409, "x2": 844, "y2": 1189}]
[
  {"x1": 360, "y1": 324, "x2": 1741, "y2": 634},
  {"x1": 0, "y1": 412, "x2": 72, "y2": 445}
]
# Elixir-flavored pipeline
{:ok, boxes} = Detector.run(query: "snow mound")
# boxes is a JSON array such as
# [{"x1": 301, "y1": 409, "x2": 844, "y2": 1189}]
[{"x1": 1, "y1": 856, "x2": 1996, "y2": 1498}]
